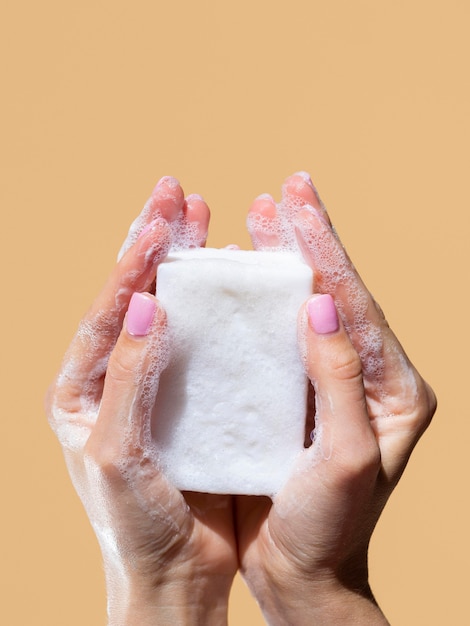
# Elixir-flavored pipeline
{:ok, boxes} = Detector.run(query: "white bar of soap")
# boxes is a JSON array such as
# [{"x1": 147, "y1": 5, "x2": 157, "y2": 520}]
[{"x1": 152, "y1": 248, "x2": 312, "y2": 496}]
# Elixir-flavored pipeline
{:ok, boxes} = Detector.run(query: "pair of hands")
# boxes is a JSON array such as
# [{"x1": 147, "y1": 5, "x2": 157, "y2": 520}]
[{"x1": 47, "y1": 173, "x2": 436, "y2": 625}]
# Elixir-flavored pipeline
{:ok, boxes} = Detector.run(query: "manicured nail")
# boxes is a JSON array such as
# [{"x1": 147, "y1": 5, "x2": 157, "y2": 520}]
[
  {"x1": 127, "y1": 292, "x2": 156, "y2": 336},
  {"x1": 307, "y1": 294, "x2": 339, "y2": 335}
]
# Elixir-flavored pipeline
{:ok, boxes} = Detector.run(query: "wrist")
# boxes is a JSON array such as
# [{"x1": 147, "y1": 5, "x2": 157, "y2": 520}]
[
  {"x1": 106, "y1": 569, "x2": 232, "y2": 626},
  {"x1": 243, "y1": 566, "x2": 388, "y2": 626}
]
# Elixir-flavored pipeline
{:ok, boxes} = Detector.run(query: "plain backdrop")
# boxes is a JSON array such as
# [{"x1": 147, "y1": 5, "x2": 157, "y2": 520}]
[{"x1": 1, "y1": 1, "x2": 469, "y2": 624}]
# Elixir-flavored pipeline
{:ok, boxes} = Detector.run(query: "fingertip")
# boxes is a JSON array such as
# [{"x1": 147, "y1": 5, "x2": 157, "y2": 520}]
[
  {"x1": 152, "y1": 175, "x2": 182, "y2": 195},
  {"x1": 282, "y1": 173, "x2": 321, "y2": 211},
  {"x1": 135, "y1": 218, "x2": 172, "y2": 267},
  {"x1": 184, "y1": 193, "x2": 211, "y2": 242},
  {"x1": 249, "y1": 193, "x2": 277, "y2": 218},
  {"x1": 150, "y1": 176, "x2": 185, "y2": 222},
  {"x1": 293, "y1": 170, "x2": 314, "y2": 187},
  {"x1": 247, "y1": 194, "x2": 280, "y2": 249}
]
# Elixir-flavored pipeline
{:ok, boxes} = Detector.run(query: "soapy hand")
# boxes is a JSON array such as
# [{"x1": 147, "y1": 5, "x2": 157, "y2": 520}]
[
  {"x1": 47, "y1": 173, "x2": 436, "y2": 625},
  {"x1": 236, "y1": 173, "x2": 437, "y2": 624},
  {"x1": 46, "y1": 178, "x2": 237, "y2": 626}
]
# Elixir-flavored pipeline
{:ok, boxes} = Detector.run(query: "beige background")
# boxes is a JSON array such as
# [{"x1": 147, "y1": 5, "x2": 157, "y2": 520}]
[{"x1": 1, "y1": 1, "x2": 468, "y2": 624}]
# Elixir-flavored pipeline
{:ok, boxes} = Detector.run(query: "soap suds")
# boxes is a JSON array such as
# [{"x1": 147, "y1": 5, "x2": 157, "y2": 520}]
[
  {"x1": 118, "y1": 191, "x2": 206, "y2": 261},
  {"x1": 247, "y1": 192, "x2": 308, "y2": 253},
  {"x1": 248, "y1": 190, "x2": 388, "y2": 402},
  {"x1": 295, "y1": 218, "x2": 386, "y2": 398}
]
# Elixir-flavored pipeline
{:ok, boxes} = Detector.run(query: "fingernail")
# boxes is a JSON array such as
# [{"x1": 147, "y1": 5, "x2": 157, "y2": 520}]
[
  {"x1": 307, "y1": 294, "x2": 339, "y2": 334},
  {"x1": 127, "y1": 293, "x2": 156, "y2": 336},
  {"x1": 153, "y1": 176, "x2": 180, "y2": 193},
  {"x1": 186, "y1": 193, "x2": 206, "y2": 203},
  {"x1": 294, "y1": 171, "x2": 314, "y2": 187},
  {"x1": 298, "y1": 205, "x2": 329, "y2": 230},
  {"x1": 250, "y1": 194, "x2": 276, "y2": 218},
  {"x1": 138, "y1": 219, "x2": 157, "y2": 240},
  {"x1": 137, "y1": 217, "x2": 169, "y2": 240},
  {"x1": 255, "y1": 193, "x2": 275, "y2": 201}
]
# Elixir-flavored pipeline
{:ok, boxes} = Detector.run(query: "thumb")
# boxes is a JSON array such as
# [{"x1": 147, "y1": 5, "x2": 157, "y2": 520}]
[
  {"x1": 86, "y1": 292, "x2": 169, "y2": 464},
  {"x1": 301, "y1": 294, "x2": 380, "y2": 477}
]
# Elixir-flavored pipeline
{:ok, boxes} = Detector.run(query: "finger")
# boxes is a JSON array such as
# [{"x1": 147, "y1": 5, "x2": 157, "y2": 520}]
[
  {"x1": 247, "y1": 193, "x2": 279, "y2": 249},
  {"x1": 50, "y1": 220, "x2": 171, "y2": 418},
  {"x1": 295, "y1": 209, "x2": 436, "y2": 475},
  {"x1": 88, "y1": 292, "x2": 169, "y2": 460},
  {"x1": 83, "y1": 293, "x2": 190, "y2": 532},
  {"x1": 281, "y1": 171, "x2": 326, "y2": 216},
  {"x1": 117, "y1": 176, "x2": 185, "y2": 260},
  {"x1": 183, "y1": 193, "x2": 211, "y2": 247},
  {"x1": 295, "y1": 207, "x2": 404, "y2": 398},
  {"x1": 247, "y1": 172, "x2": 329, "y2": 252},
  {"x1": 267, "y1": 295, "x2": 380, "y2": 556},
  {"x1": 301, "y1": 294, "x2": 380, "y2": 473}
]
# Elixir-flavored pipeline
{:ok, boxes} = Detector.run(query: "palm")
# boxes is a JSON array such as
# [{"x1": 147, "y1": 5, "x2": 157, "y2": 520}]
[{"x1": 182, "y1": 492, "x2": 238, "y2": 576}]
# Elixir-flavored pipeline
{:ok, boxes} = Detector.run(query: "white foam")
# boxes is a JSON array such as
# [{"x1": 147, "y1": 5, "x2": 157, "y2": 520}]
[
  {"x1": 295, "y1": 220, "x2": 386, "y2": 390},
  {"x1": 117, "y1": 192, "x2": 206, "y2": 261},
  {"x1": 152, "y1": 248, "x2": 313, "y2": 496}
]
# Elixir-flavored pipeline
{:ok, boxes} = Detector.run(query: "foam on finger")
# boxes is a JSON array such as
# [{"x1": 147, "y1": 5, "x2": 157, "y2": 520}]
[{"x1": 153, "y1": 248, "x2": 313, "y2": 496}]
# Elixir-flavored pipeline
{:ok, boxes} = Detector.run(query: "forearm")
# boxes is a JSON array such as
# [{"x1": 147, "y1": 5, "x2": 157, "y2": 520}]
[
  {"x1": 260, "y1": 589, "x2": 388, "y2": 626},
  {"x1": 244, "y1": 570, "x2": 389, "y2": 626}
]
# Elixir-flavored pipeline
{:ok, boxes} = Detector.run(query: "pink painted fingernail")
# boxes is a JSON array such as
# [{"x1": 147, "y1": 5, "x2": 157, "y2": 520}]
[
  {"x1": 307, "y1": 294, "x2": 339, "y2": 335},
  {"x1": 127, "y1": 293, "x2": 156, "y2": 336}
]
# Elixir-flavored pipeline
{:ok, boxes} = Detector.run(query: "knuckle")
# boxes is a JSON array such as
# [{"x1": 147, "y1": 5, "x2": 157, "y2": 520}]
[
  {"x1": 424, "y1": 382, "x2": 438, "y2": 422},
  {"x1": 45, "y1": 384, "x2": 60, "y2": 430},
  {"x1": 329, "y1": 348, "x2": 363, "y2": 384},
  {"x1": 334, "y1": 438, "x2": 381, "y2": 488},
  {"x1": 414, "y1": 380, "x2": 437, "y2": 434},
  {"x1": 84, "y1": 438, "x2": 126, "y2": 483},
  {"x1": 106, "y1": 352, "x2": 140, "y2": 386},
  {"x1": 343, "y1": 439, "x2": 381, "y2": 476},
  {"x1": 403, "y1": 377, "x2": 437, "y2": 437}
]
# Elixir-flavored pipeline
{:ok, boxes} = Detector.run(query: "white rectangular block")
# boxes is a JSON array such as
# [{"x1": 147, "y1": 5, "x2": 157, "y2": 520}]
[{"x1": 153, "y1": 248, "x2": 312, "y2": 496}]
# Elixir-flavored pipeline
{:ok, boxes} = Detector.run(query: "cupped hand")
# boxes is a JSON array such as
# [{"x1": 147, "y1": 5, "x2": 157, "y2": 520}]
[
  {"x1": 237, "y1": 174, "x2": 437, "y2": 624},
  {"x1": 46, "y1": 179, "x2": 237, "y2": 626}
]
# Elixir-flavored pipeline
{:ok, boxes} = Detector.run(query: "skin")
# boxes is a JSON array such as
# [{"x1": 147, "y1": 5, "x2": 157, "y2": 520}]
[
  {"x1": 47, "y1": 178, "x2": 236, "y2": 625},
  {"x1": 237, "y1": 174, "x2": 437, "y2": 624},
  {"x1": 46, "y1": 173, "x2": 436, "y2": 625}
]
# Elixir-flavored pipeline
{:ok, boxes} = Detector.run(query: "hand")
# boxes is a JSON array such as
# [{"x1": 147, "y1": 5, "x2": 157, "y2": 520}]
[
  {"x1": 46, "y1": 178, "x2": 237, "y2": 626},
  {"x1": 236, "y1": 173, "x2": 437, "y2": 624}
]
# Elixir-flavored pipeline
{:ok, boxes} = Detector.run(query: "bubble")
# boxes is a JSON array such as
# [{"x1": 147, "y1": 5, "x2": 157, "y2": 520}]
[
  {"x1": 117, "y1": 192, "x2": 206, "y2": 261},
  {"x1": 248, "y1": 189, "x2": 389, "y2": 400}
]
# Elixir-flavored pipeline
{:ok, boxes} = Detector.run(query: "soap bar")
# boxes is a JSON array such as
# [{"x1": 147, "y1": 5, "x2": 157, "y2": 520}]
[{"x1": 152, "y1": 248, "x2": 312, "y2": 496}]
